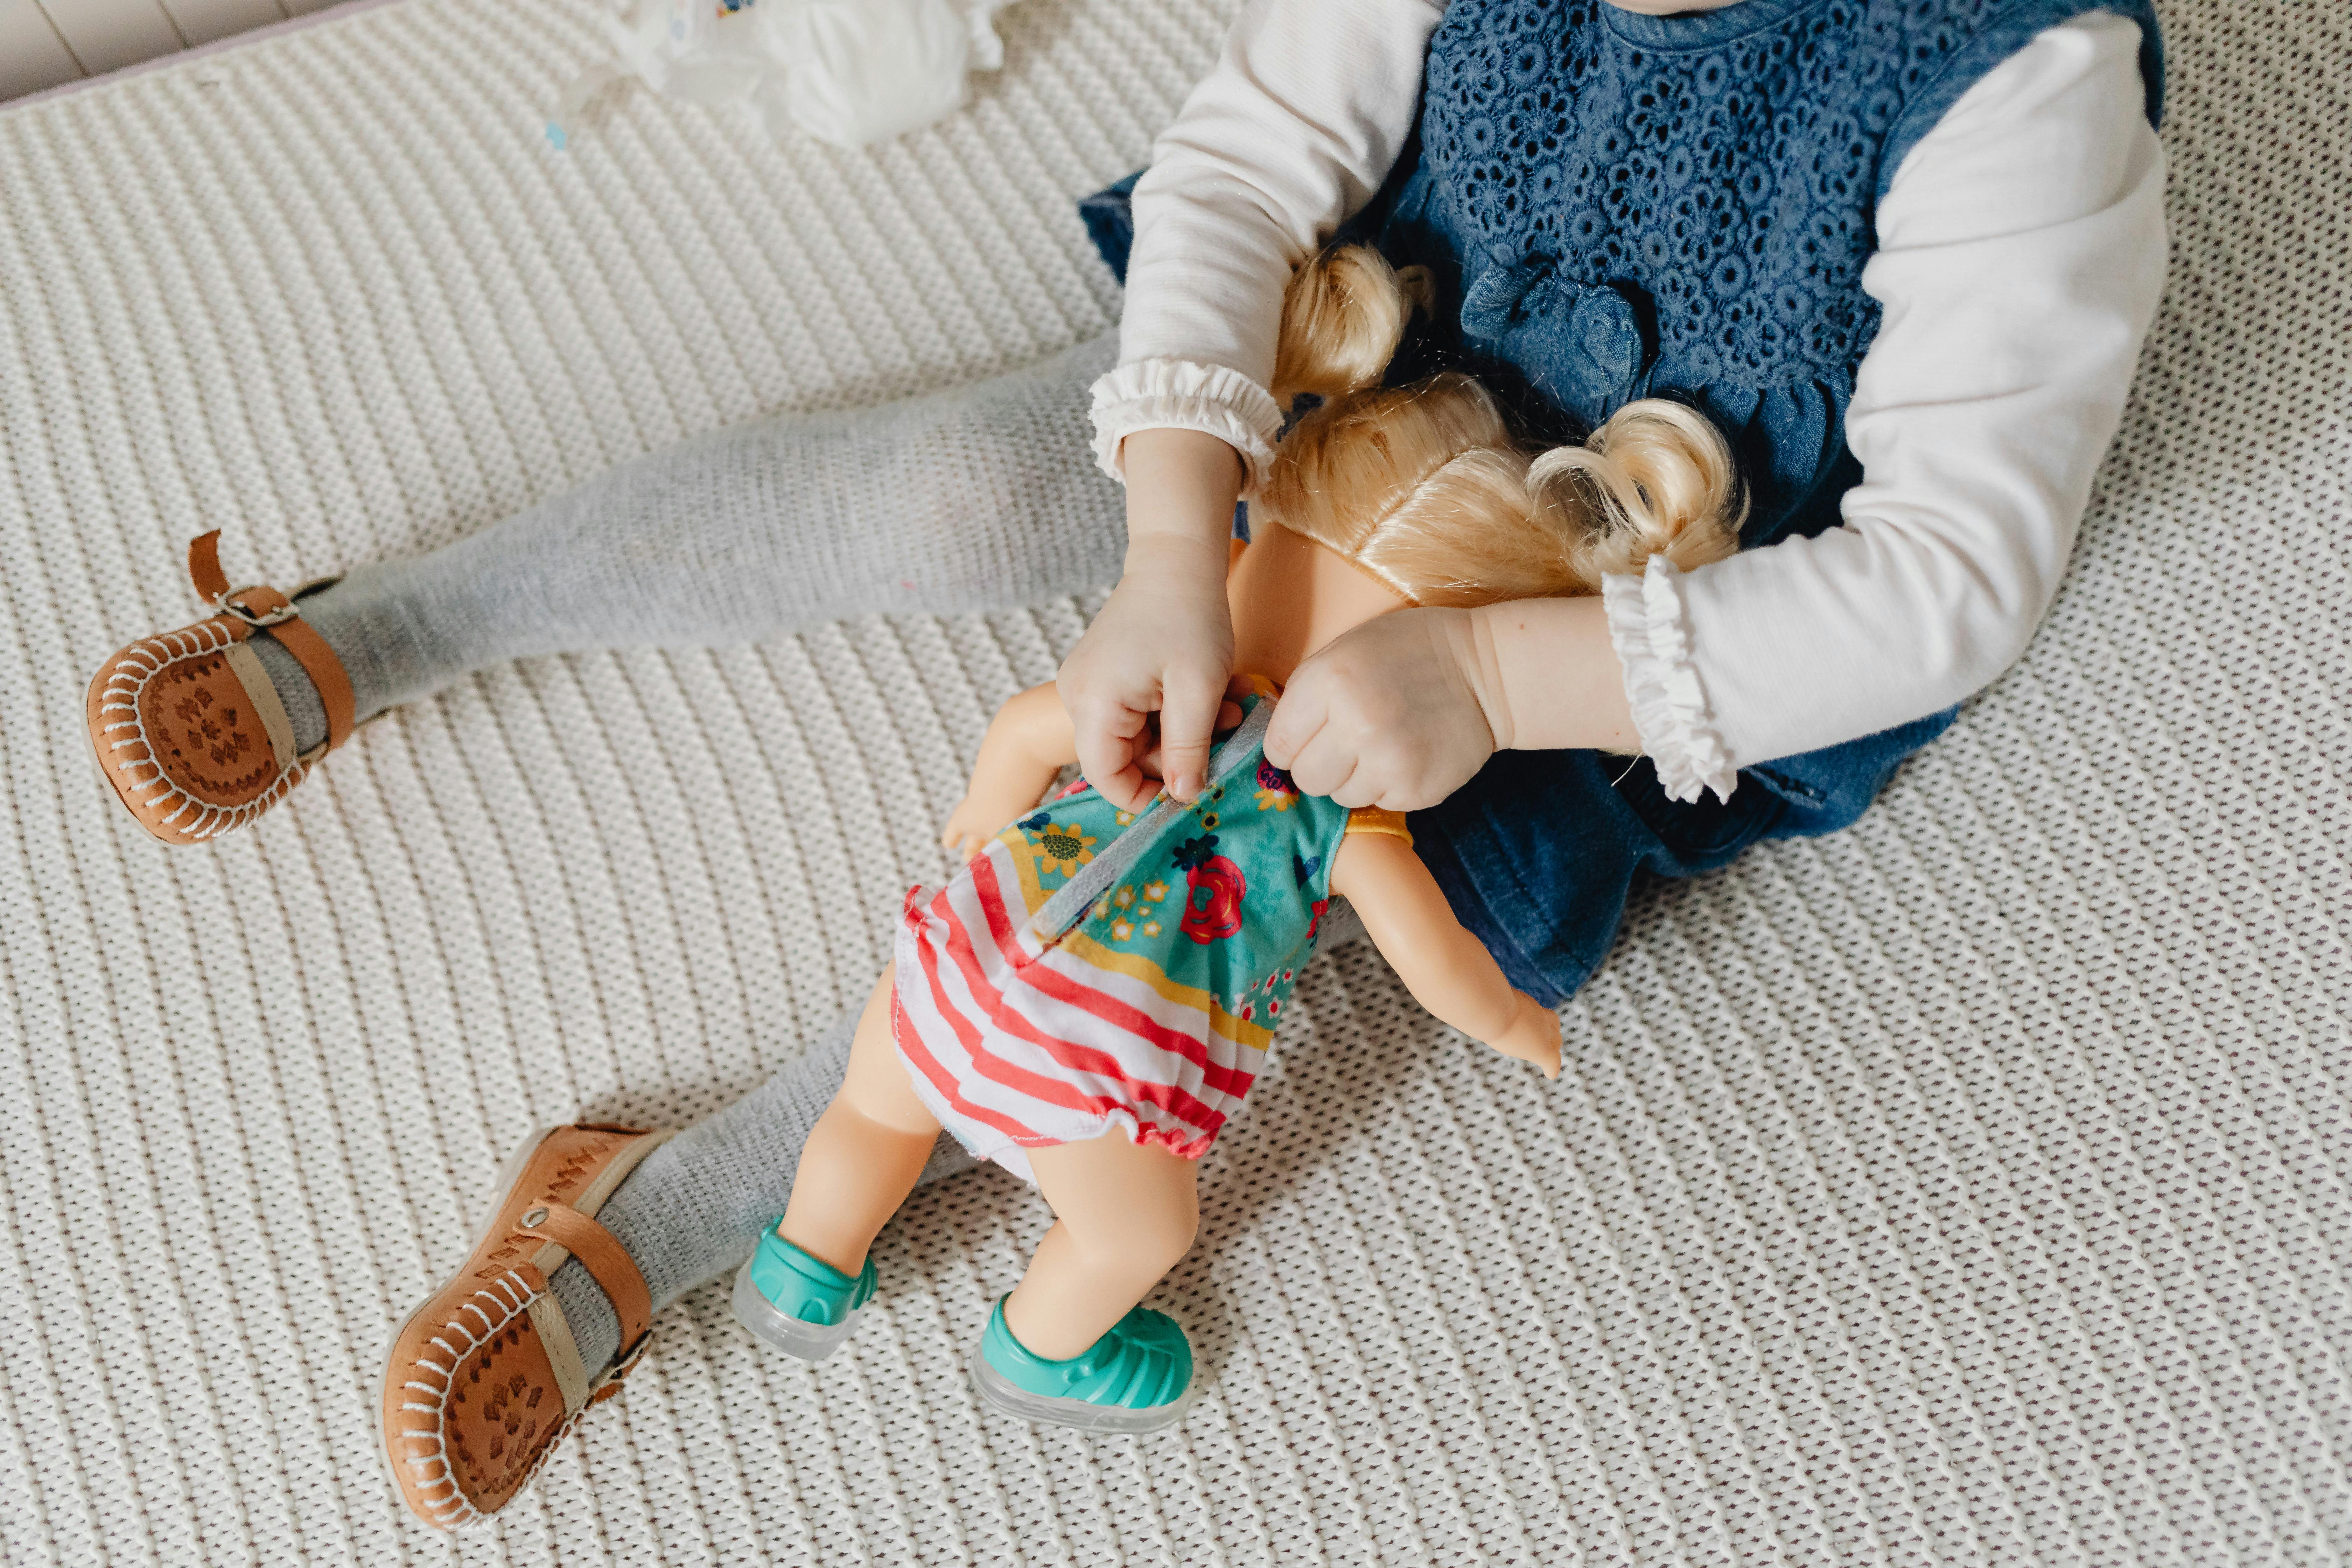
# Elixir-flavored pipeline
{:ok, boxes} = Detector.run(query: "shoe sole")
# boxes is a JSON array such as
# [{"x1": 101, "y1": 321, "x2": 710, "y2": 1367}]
[
  {"x1": 967, "y1": 1344, "x2": 1192, "y2": 1435},
  {"x1": 373, "y1": 1124, "x2": 557, "y2": 1524},
  {"x1": 730, "y1": 1260, "x2": 861, "y2": 1362}
]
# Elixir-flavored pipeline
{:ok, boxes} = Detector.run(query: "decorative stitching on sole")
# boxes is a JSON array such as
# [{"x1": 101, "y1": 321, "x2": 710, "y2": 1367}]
[
  {"x1": 385, "y1": 1269, "x2": 599, "y2": 1532},
  {"x1": 93, "y1": 624, "x2": 308, "y2": 842}
]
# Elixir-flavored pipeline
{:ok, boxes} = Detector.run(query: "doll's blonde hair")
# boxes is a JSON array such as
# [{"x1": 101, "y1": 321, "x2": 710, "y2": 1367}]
[{"x1": 1258, "y1": 246, "x2": 1746, "y2": 608}]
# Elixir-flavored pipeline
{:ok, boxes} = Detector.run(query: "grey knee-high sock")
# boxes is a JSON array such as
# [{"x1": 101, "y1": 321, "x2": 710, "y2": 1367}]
[
  {"x1": 546, "y1": 1013, "x2": 979, "y2": 1374},
  {"x1": 253, "y1": 334, "x2": 1124, "y2": 751},
  {"x1": 251, "y1": 337, "x2": 1111, "y2": 1367}
]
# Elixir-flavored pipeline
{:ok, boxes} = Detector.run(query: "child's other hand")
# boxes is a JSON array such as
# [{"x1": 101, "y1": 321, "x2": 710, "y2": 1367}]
[
  {"x1": 1486, "y1": 991, "x2": 1562, "y2": 1079},
  {"x1": 1264, "y1": 607, "x2": 1505, "y2": 811},
  {"x1": 1058, "y1": 429, "x2": 1242, "y2": 813}
]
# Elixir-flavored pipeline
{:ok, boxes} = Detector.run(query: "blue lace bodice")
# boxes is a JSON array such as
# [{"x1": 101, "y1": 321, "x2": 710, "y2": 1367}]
[{"x1": 1373, "y1": 0, "x2": 2161, "y2": 544}]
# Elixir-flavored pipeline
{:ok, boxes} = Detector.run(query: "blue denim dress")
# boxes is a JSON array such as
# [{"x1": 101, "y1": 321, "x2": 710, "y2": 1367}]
[{"x1": 1086, "y1": 0, "x2": 2161, "y2": 1004}]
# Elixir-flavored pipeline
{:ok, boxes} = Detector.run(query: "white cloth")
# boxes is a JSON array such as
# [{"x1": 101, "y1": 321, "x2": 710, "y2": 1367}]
[
  {"x1": 1092, "y1": 6, "x2": 2166, "y2": 801},
  {"x1": 567, "y1": 0, "x2": 1013, "y2": 150}
]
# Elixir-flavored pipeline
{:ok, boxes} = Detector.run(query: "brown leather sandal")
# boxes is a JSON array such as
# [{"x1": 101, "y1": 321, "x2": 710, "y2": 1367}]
[
  {"x1": 86, "y1": 530, "x2": 357, "y2": 844},
  {"x1": 378, "y1": 1124, "x2": 674, "y2": 1531}
]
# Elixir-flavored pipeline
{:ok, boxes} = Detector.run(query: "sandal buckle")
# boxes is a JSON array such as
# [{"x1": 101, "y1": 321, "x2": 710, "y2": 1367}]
[{"x1": 214, "y1": 586, "x2": 301, "y2": 629}]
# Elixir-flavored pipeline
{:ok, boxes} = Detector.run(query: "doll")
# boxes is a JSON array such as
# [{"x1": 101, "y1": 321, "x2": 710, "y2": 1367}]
[{"x1": 732, "y1": 245, "x2": 1743, "y2": 1433}]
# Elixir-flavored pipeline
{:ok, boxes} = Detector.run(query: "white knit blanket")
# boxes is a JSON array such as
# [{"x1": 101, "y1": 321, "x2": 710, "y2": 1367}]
[{"x1": 3, "y1": 0, "x2": 2347, "y2": 1563}]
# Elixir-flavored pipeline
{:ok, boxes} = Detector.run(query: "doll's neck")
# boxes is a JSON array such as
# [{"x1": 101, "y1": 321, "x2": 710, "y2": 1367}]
[{"x1": 1227, "y1": 522, "x2": 1410, "y2": 686}]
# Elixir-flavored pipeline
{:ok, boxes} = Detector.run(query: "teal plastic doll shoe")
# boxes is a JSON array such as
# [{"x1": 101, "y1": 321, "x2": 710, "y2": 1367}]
[
  {"x1": 969, "y1": 1298, "x2": 1194, "y2": 1434},
  {"x1": 732, "y1": 1230, "x2": 878, "y2": 1362}
]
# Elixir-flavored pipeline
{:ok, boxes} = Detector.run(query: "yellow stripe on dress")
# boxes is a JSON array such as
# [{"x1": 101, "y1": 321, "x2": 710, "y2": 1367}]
[{"x1": 1058, "y1": 929, "x2": 1278, "y2": 1051}]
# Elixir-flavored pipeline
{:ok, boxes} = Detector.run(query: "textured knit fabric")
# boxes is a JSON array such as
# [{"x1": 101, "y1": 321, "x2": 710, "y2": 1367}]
[
  {"x1": 9, "y1": 0, "x2": 2352, "y2": 1564},
  {"x1": 546, "y1": 1010, "x2": 988, "y2": 1379},
  {"x1": 896, "y1": 687, "x2": 1370, "y2": 1177}
]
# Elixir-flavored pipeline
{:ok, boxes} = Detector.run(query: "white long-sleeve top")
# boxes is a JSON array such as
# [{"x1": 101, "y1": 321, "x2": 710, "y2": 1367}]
[{"x1": 1090, "y1": 5, "x2": 2167, "y2": 801}]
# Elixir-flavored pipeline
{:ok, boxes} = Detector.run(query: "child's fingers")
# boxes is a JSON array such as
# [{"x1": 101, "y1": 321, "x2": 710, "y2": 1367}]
[
  {"x1": 1261, "y1": 683, "x2": 1324, "y2": 773},
  {"x1": 1155, "y1": 665, "x2": 1226, "y2": 803},
  {"x1": 1070, "y1": 694, "x2": 1156, "y2": 812},
  {"x1": 1139, "y1": 700, "x2": 1242, "y2": 779}
]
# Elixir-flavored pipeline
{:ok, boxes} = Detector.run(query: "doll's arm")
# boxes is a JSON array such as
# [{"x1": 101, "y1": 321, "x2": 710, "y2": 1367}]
[
  {"x1": 1328, "y1": 831, "x2": 1560, "y2": 1077},
  {"x1": 940, "y1": 683, "x2": 1078, "y2": 861}
]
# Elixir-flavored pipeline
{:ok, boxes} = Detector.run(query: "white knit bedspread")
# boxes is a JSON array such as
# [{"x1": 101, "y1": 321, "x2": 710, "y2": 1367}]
[{"x1": 2, "y1": 0, "x2": 2346, "y2": 1563}]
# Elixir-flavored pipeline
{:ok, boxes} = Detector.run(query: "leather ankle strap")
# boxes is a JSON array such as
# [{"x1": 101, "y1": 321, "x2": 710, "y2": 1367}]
[
  {"x1": 186, "y1": 530, "x2": 356, "y2": 754},
  {"x1": 513, "y1": 1203, "x2": 653, "y2": 1358}
]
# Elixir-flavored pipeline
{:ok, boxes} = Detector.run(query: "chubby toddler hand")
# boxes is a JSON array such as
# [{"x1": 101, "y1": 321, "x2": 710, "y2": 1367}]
[
  {"x1": 1263, "y1": 606, "x2": 1505, "y2": 811},
  {"x1": 1057, "y1": 544, "x2": 1234, "y2": 812},
  {"x1": 1059, "y1": 428, "x2": 1245, "y2": 813}
]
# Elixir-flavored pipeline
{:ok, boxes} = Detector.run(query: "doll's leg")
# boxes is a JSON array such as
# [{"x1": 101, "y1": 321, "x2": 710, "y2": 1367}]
[
  {"x1": 250, "y1": 334, "x2": 1123, "y2": 751},
  {"x1": 772, "y1": 973, "x2": 941, "y2": 1274},
  {"x1": 535, "y1": 992, "x2": 977, "y2": 1383},
  {"x1": 1007, "y1": 1134, "x2": 1200, "y2": 1360}
]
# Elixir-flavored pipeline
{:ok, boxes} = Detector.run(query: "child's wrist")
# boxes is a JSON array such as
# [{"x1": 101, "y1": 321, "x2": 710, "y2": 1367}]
[
  {"x1": 1120, "y1": 530, "x2": 1232, "y2": 596},
  {"x1": 1120, "y1": 428, "x2": 1243, "y2": 556},
  {"x1": 1457, "y1": 604, "x2": 1519, "y2": 751},
  {"x1": 1465, "y1": 598, "x2": 1638, "y2": 754}
]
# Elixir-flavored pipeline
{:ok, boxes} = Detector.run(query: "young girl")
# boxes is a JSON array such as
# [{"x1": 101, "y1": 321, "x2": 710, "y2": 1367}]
[
  {"x1": 730, "y1": 245, "x2": 1739, "y2": 1432},
  {"x1": 77, "y1": 0, "x2": 2165, "y2": 1530},
  {"x1": 1065, "y1": 0, "x2": 2168, "y2": 1003}
]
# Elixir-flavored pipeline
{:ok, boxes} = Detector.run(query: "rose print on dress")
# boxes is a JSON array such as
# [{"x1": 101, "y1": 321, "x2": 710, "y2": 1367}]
[{"x1": 1171, "y1": 835, "x2": 1245, "y2": 945}]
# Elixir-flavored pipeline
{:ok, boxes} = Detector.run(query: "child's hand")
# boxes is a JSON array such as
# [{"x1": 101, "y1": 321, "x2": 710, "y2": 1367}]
[
  {"x1": 1058, "y1": 428, "x2": 1243, "y2": 813},
  {"x1": 1264, "y1": 606, "x2": 1505, "y2": 810},
  {"x1": 1485, "y1": 991, "x2": 1562, "y2": 1079},
  {"x1": 1058, "y1": 547, "x2": 1234, "y2": 811}
]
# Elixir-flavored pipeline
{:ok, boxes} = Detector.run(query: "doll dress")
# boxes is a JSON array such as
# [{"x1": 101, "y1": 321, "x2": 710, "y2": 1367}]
[{"x1": 892, "y1": 680, "x2": 1408, "y2": 1183}]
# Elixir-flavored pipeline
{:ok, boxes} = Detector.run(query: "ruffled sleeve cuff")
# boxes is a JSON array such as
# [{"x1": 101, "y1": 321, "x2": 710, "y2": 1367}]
[
  {"x1": 1603, "y1": 557, "x2": 1738, "y2": 804},
  {"x1": 1088, "y1": 358, "x2": 1284, "y2": 490}
]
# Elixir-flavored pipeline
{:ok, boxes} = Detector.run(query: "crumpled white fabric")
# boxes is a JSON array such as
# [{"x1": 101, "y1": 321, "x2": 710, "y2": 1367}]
[{"x1": 553, "y1": 0, "x2": 1013, "y2": 151}]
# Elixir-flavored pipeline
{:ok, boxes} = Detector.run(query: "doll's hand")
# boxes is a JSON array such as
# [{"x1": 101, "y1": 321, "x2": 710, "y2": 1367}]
[
  {"x1": 1485, "y1": 991, "x2": 1562, "y2": 1079},
  {"x1": 1264, "y1": 607, "x2": 1507, "y2": 810},
  {"x1": 940, "y1": 789, "x2": 1028, "y2": 864}
]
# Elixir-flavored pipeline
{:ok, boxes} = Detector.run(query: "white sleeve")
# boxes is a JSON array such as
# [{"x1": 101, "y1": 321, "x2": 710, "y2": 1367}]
[
  {"x1": 1086, "y1": 0, "x2": 1442, "y2": 486},
  {"x1": 1606, "y1": 11, "x2": 2168, "y2": 803}
]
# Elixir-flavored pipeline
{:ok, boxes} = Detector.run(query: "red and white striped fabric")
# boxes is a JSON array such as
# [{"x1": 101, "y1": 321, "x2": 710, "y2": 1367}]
[{"x1": 891, "y1": 832, "x2": 1274, "y2": 1183}]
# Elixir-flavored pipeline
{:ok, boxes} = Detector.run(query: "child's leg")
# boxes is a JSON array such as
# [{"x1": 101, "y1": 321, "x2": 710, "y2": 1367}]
[
  {"x1": 774, "y1": 973, "x2": 941, "y2": 1274},
  {"x1": 248, "y1": 334, "x2": 1122, "y2": 751},
  {"x1": 1008, "y1": 1134, "x2": 1200, "y2": 1360}
]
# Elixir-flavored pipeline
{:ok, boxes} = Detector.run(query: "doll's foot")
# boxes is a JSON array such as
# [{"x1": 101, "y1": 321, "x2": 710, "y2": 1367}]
[
  {"x1": 732, "y1": 1231, "x2": 878, "y2": 1362},
  {"x1": 968, "y1": 1298, "x2": 1194, "y2": 1434},
  {"x1": 86, "y1": 531, "x2": 354, "y2": 844},
  {"x1": 378, "y1": 1123, "x2": 674, "y2": 1530}
]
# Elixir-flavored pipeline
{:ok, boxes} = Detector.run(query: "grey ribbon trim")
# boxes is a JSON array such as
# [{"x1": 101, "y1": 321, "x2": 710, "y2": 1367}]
[{"x1": 1025, "y1": 698, "x2": 1276, "y2": 947}]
